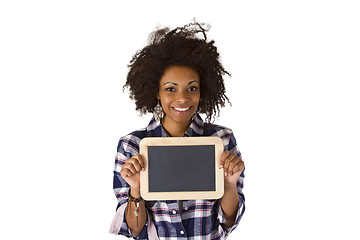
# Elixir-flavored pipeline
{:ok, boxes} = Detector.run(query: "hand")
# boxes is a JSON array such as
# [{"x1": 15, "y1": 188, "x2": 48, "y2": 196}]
[
  {"x1": 220, "y1": 151, "x2": 244, "y2": 186},
  {"x1": 120, "y1": 154, "x2": 145, "y2": 190}
]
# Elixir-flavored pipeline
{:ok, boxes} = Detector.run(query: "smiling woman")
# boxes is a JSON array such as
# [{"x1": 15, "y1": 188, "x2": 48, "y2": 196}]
[
  {"x1": 110, "y1": 20, "x2": 245, "y2": 240},
  {"x1": 123, "y1": 21, "x2": 230, "y2": 124}
]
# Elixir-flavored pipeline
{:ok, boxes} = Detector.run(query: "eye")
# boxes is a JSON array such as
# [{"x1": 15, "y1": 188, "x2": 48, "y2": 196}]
[
  {"x1": 188, "y1": 86, "x2": 198, "y2": 92},
  {"x1": 165, "y1": 87, "x2": 176, "y2": 92}
]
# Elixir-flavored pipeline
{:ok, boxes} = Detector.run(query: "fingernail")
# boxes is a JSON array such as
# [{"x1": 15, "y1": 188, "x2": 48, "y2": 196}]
[
  {"x1": 220, "y1": 165, "x2": 223, "y2": 168},
  {"x1": 142, "y1": 168, "x2": 145, "y2": 171},
  {"x1": 224, "y1": 172, "x2": 228, "y2": 176}
]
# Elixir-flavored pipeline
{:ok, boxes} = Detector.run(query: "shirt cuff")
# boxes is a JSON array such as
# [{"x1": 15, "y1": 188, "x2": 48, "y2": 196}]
[
  {"x1": 217, "y1": 193, "x2": 245, "y2": 235},
  {"x1": 110, "y1": 201, "x2": 150, "y2": 239},
  {"x1": 109, "y1": 202, "x2": 131, "y2": 237}
]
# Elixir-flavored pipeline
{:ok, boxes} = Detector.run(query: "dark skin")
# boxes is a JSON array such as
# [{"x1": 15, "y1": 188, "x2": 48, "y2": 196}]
[{"x1": 120, "y1": 66, "x2": 244, "y2": 236}]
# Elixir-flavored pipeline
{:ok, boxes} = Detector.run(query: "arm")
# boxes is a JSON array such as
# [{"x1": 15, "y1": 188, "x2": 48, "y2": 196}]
[
  {"x1": 220, "y1": 152, "x2": 245, "y2": 227},
  {"x1": 221, "y1": 181, "x2": 240, "y2": 227},
  {"x1": 120, "y1": 155, "x2": 147, "y2": 237},
  {"x1": 111, "y1": 137, "x2": 148, "y2": 238},
  {"x1": 124, "y1": 187, "x2": 147, "y2": 237}
]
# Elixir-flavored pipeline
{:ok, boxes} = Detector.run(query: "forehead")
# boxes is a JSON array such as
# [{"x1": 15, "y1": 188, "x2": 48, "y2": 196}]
[{"x1": 160, "y1": 65, "x2": 200, "y2": 84}]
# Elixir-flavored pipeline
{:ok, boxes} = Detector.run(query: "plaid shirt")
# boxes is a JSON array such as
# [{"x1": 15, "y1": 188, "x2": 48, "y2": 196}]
[{"x1": 111, "y1": 114, "x2": 245, "y2": 239}]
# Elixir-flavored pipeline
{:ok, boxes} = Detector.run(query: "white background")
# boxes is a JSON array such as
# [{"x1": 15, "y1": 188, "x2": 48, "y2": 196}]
[{"x1": 1, "y1": 0, "x2": 359, "y2": 239}]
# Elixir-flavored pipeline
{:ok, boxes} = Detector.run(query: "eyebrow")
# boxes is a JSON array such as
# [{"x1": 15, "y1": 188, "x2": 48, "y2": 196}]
[{"x1": 163, "y1": 80, "x2": 199, "y2": 86}]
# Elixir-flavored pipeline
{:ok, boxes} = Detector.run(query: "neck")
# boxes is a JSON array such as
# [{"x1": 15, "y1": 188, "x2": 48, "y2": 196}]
[{"x1": 161, "y1": 117, "x2": 191, "y2": 137}]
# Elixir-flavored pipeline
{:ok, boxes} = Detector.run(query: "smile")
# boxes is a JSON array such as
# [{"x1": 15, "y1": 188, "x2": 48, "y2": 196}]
[{"x1": 173, "y1": 107, "x2": 191, "y2": 112}]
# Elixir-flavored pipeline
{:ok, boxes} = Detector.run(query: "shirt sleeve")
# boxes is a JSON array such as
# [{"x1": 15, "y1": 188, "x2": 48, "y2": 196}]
[
  {"x1": 110, "y1": 135, "x2": 149, "y2": 239},
  {"x1": 217, "y1": 129, "x2": 246, "y2": 236}
]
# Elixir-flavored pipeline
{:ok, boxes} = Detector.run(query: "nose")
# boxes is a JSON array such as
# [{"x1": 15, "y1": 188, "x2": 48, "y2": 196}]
[{"x1": 176, "y1": 90, "x2": 189, "y2": 103}]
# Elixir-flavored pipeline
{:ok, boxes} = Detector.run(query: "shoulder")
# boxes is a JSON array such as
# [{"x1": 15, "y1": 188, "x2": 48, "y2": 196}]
[
  {"x1": 205, "y1": 123, "x2": 234, "y2": 139},
  {"x1": 205, "y1": 123, "x2": 239, "y2": 152},
  {"x1": 116, "y1": 127, "x2": 148, "y2": 156}
]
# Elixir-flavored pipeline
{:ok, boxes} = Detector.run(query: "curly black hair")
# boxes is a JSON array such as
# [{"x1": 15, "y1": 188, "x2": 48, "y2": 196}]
[{"x1": 123, "y1": 21, "x2": 231, "y2": 123}]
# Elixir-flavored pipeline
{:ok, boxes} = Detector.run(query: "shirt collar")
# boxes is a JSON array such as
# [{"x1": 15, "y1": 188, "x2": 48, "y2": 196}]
[{"x1": 146, "y1": 113, "x2": 205, "y2": 137}]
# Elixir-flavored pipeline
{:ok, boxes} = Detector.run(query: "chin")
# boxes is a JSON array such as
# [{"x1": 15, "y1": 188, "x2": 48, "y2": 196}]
[{"x1": 165, "y1": 113, "x2": 194, "y2": 125}]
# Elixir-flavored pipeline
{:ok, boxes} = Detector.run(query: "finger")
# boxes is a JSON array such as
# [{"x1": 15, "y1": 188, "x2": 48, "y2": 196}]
[
  {"x1": 220, "y1": 151, "x2": 231, "y2": 168},
  {"x1": 227, "y1": 156, "x2": 242, "y2": 175},
  {"x1": 232, "y1": 161, "x2": 245, "y2": 175},
  {"x1": 223, "y1": 152, "x2": 237, "y2": 174},
  {"x1": 122, "y1": 163, "x2": 137, "y2": 175},
  {"x1": 120, "y1": 168, "x2": 134, "y2": 178},
  {"x1": 228, "y1": 158, "x2": 244, "y2": 176},
  {"x1": 133, "y1": 155, "x2": 145, "y2": 170},
  {"x1": 127, "y1": 158, "x2": 143, "y2": 172},
  {"x1": 233, "y1": 156, "x2": 244, "y2": 175}
]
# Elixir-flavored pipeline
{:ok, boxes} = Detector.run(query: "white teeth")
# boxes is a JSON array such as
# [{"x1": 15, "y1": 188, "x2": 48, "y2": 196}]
[{"x1": 174, "y1": 107, "x2": 190, "y2": 112}]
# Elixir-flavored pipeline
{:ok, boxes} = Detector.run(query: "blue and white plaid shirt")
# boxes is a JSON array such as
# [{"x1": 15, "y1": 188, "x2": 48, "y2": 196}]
[{"x1": 112, "y1": 114, "x2": 245, "y2": 239}]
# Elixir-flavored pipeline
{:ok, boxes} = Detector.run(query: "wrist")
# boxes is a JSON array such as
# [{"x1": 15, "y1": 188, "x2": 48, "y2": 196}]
[
  {"x1": 224, "y1": 182, "x2": 237, "y2": 191},
  {"x1": 130, "y1": 187, "x2": 141, "y2": 199}
]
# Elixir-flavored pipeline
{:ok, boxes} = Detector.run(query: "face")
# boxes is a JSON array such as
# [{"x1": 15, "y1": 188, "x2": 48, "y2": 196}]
[{"x1": 158, "y1": 65, "x2": 200, "y2": 126}]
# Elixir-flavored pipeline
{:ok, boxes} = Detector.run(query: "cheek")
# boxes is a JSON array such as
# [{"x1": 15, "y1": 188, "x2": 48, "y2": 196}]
[
  {"x1": 159, "y1": 95, "x2": 171, "y2": 108},
  {"x1": 193, "y1": 94, "x2": 201, "y2": 105}
]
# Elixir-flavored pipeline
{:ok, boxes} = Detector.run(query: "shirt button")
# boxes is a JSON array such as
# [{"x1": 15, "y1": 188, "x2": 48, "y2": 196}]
[
  {"x1": 172, "y1": 210, "x2": 177, "y2": 214},
  {"x1": 184, "y1": 207, "x2": 188, "y2": 211},
  {"x1": 180, "y1": 230, "x2": 185, "y2": 235}
]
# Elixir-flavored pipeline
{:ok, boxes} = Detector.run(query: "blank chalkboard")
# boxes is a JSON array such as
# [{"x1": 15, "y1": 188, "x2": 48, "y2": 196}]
[
  {"x1": 148, "y1": 145, "x2": 215, "y2": 192},
  {"x1": 140, "y1": 137, "x2": 224, "y2": 200}
]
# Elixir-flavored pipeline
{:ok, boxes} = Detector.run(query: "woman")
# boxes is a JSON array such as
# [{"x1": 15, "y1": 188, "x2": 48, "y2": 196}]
[{"x1": 110, "y1": 21, "x2": 245, "y2": 239}]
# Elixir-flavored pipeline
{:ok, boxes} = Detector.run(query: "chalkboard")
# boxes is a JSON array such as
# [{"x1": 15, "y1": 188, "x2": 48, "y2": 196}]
[
  {"x1": 139, "y1": 137, "x2": 224, "y2": 200},
  {"x1": 148, "y1": 145, "x2": 215, "y2": 192}
]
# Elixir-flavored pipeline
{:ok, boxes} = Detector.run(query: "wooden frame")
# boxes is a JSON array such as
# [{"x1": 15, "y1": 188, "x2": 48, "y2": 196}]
[{"x1": 139, "y1": 136, "x2": 224, "y2": 200}]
